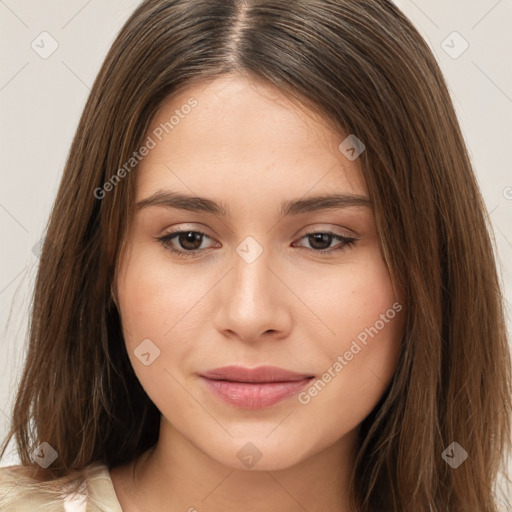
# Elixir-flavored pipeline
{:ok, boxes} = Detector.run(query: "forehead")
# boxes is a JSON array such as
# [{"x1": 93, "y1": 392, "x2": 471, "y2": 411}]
[{"x1": 134, "y1": 74, "x2": 367, "y2": 203}]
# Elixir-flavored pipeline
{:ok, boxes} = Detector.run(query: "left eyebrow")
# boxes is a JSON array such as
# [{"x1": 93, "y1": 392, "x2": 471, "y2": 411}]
[
  {"x1": 280, "y1": 193, "x2": 372, "y2": 216},
  {"x1": 135, "y1": 190, "x2": 372, "y2": 218}
]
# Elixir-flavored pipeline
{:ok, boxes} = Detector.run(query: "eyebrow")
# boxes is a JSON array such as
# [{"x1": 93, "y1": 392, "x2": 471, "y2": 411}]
[{"x1": 136, "y1": 190, "x2": 372, "y2": 217}]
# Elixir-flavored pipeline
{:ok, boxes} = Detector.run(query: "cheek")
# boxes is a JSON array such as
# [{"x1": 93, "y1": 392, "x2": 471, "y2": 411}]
[
  {"x1": 115, "y1": 249, "x2": 190, "y2": 402},
  {"x1": 115, "y1": 244, "x2": 216, "y2": 399},
  {"x1": 116, "y1": 245, "x2": 201, "y2": 344},
  {"x1": 302, "y1": 249, "x2": 404, "y2": 404},
  {"x1": 316, "y1": 248, "x2": 402, "y2": 346}
]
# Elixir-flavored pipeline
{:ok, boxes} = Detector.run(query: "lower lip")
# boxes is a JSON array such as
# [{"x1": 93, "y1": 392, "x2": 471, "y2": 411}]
[{"x1": 200, "y1": 376, "x2": 313, "y2": 409}]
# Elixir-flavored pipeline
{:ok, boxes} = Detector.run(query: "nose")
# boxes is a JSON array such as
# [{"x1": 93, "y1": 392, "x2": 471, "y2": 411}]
[{"x1": 213, "y1": 244, "x2": 292, "y2": 343}]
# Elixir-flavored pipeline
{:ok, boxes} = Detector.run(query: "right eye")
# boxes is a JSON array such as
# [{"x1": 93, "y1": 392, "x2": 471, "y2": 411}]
[{"x1": 157, "y1": 230, "x2": 218, "y2": 257}]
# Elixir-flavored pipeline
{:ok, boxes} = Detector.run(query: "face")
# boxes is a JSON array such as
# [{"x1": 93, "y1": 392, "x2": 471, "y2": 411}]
[{"x1": 115, "y1": 73, "x2": 405, "y2": 471}]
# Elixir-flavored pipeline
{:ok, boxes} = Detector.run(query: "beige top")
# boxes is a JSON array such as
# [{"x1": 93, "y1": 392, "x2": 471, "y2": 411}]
[{"x1": 0, "y1": 461, "x2": 123, "y2": 511}]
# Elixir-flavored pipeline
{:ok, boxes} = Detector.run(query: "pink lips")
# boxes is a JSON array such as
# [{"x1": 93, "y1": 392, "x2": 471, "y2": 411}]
[{"x1": 199, "y1": 365, "x2": 314, "y2": 409}]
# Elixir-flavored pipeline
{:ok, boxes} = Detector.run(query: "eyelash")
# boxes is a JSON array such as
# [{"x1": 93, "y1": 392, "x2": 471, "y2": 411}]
[{"x1": 156, "y1": 229, "x2": 358, "y2": 258}]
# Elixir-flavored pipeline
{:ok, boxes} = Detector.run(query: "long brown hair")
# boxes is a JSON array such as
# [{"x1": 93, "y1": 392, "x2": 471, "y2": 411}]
[{"x1": 1, "y1": 0, "x2": 510, "y2": 510}]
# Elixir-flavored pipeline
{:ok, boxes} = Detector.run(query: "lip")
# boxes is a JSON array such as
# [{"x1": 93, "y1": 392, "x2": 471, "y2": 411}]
[
  {"x1": 199, "y1": 365, "x2": 315, "y2": 409},
  {"x1": 199, "y1": 365, "x2": 314, "y2": 383}
]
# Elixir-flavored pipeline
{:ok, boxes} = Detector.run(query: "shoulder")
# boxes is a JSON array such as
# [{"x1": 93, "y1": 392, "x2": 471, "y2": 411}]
[
  {"x1": 0, "y1": 461, "x2": 121, "y2": 511},
  {"x1": 0, "y1": 463, "x2": 66, "y2": 510}
]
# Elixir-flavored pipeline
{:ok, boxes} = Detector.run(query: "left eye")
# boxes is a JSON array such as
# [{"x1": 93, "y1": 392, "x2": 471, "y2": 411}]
[
  {"x1": 294, "y1": 232, "x2": 358, "y2": 252},
  {"x1": 157, "y1": 230, "x2": 358, "y2": 258}
]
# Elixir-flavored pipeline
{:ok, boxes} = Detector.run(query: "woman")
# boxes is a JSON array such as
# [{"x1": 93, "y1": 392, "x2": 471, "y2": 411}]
[{"x1": 1, "y1": 0, "x2": 510, "y2": 510}]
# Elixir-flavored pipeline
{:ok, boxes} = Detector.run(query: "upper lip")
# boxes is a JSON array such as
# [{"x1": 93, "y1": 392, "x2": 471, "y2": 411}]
[{"x1": 200, "y1": 365, "x2": 314, "y2": 383}]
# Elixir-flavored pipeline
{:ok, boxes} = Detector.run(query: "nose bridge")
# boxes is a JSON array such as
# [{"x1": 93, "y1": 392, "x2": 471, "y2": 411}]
[
  {"x1": 214, "y1": 235, "x2": 290, "y2": 340},
  {"x1": 231, "y1": 235, "x2": 274, "y2": 311}
]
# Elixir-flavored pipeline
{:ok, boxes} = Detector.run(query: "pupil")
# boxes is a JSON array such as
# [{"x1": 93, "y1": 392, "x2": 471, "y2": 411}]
[
  {"x1": 180, "y1": 232, "x2": 201, "y2": 250},
  {"x1": 309, "y1": 233, "x2": 331, "y2": 250}
]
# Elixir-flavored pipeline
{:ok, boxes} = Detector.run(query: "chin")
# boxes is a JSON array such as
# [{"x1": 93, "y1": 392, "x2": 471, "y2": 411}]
[{"x1": 208, "y1": 436, "x2": 310, "y2": 472}]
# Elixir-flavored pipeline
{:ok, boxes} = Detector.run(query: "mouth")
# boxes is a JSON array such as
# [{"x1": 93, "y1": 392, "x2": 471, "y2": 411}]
[{"x1": 199, "y1": 365, "x2": 315, "y2": 409}]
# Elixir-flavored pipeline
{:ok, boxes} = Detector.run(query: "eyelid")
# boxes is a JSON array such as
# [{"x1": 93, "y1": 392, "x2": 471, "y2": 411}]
[
  {"x1": 294, "y1": 223, "x2": 359, "y2": 238},
  {"x1": 161, "y1": 222, "x2": 358, "y2": 239},
  {"x1": 159, "y1": 224, "x2": 356, "y2": 241}
]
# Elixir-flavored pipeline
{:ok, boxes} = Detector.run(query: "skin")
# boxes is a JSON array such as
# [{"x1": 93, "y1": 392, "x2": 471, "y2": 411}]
[{"x1": 110, "y1": 73, "x2": 406, "y2": 512}]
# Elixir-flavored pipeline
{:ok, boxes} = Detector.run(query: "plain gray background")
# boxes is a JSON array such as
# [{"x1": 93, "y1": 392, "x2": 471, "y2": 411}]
[{"x1": 1, "y1": 0, "x2": 511, "y2": 503}]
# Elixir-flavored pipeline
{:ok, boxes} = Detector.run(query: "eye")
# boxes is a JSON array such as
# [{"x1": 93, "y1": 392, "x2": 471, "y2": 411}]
[
  {"x1": 157, "y1": 230, "x2": 216, "y2": 257},
  {"x1": 156, "y1": 229, "x2": 358, "y2": 258},
  {"x1": 292, "y1": 231, "x2": 358, "y2": 253}
]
